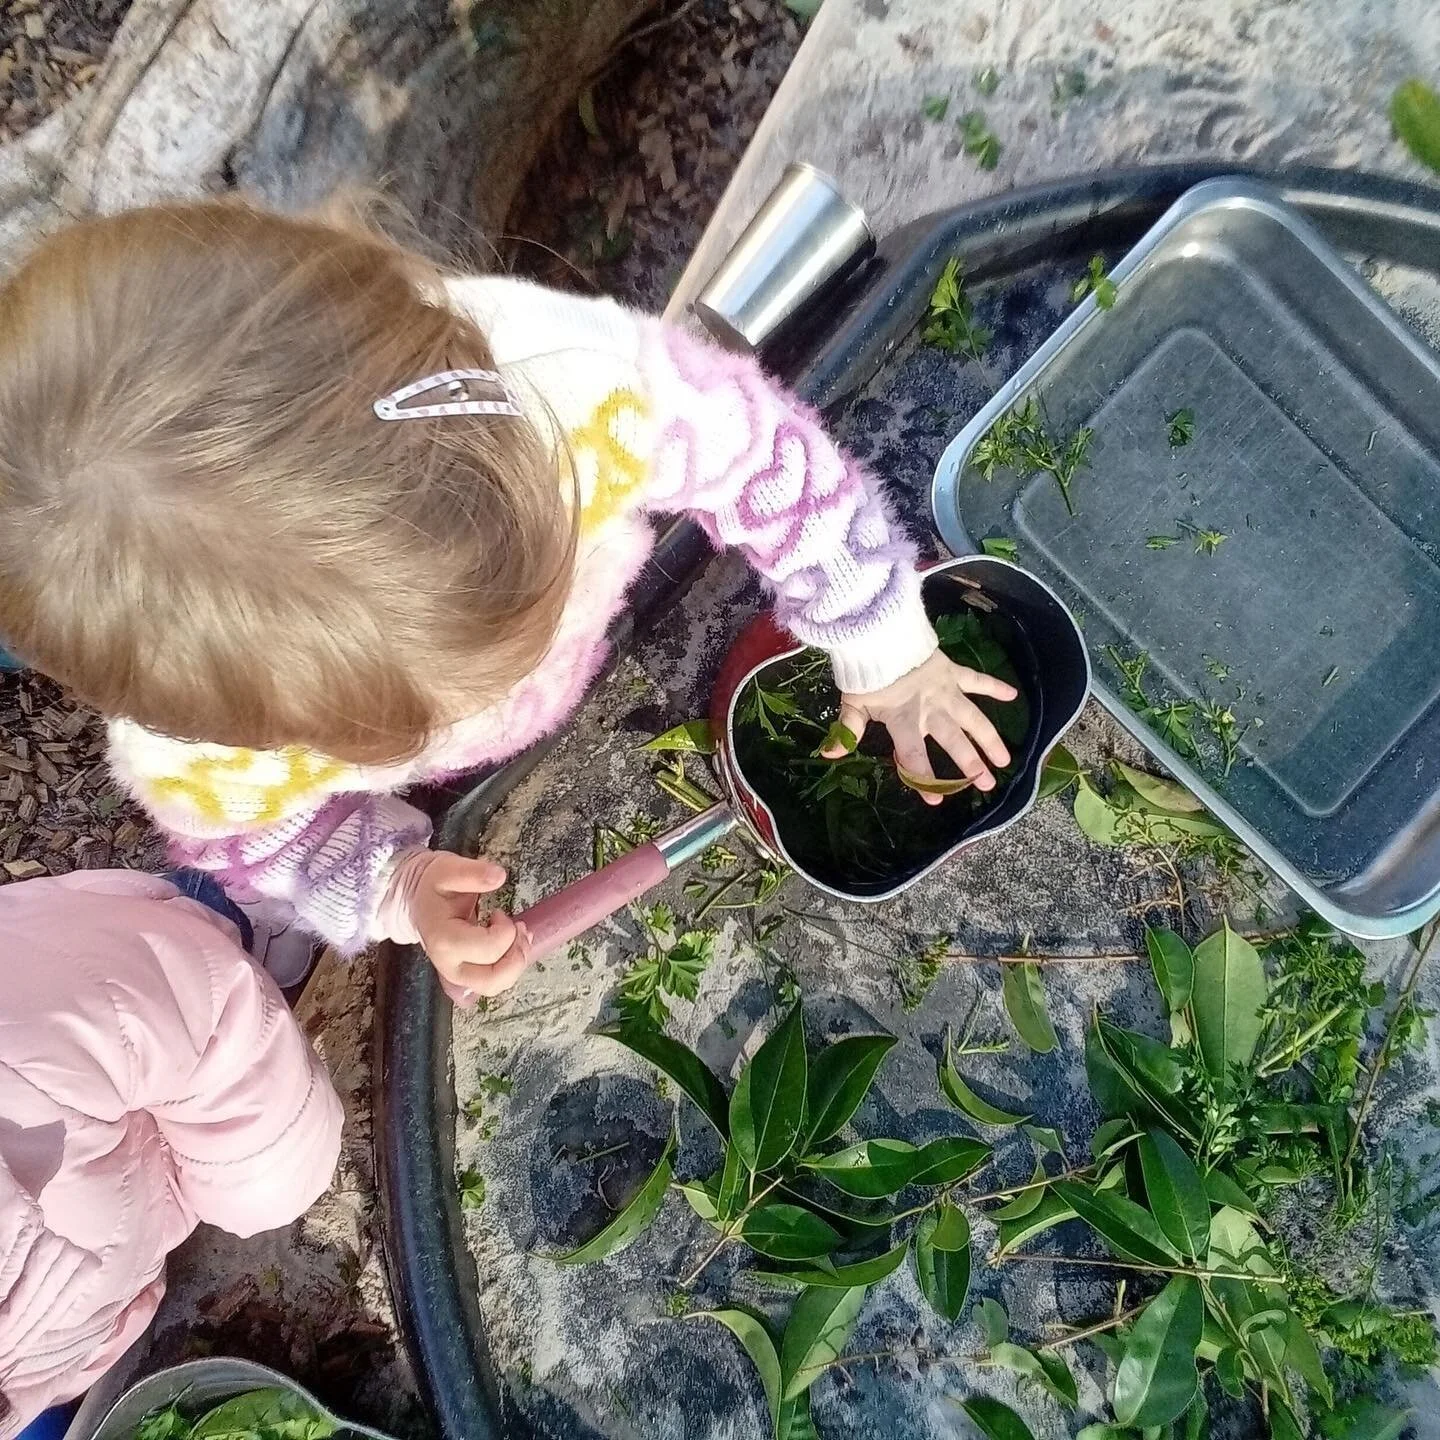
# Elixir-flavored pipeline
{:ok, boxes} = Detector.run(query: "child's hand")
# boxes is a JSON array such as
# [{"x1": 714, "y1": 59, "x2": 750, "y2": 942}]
[
  {"x1": 821, "y1": 650, "x2": 1018, "y2": 804},
  {"x1": 411, "y1": 854, "x2": 532, "y2": 1005}
]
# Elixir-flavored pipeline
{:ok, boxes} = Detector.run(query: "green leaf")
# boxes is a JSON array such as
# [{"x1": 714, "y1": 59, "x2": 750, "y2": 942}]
[
  {"x1": 996, "y1": 1186, "x2": 1077, "y2": 1254},
  {"x1": 1182, "y1": 1390, "x2": 1208, "y2": 1440},
  {"x1": 1089, "y1": 1018, "x2": 1197, "y2": 1140},
  {"x1": 784, "y1": 0, "x2": 823, "y2": 22},
  {"x1": 940, "y1": 1031, "x2": 1030, "y2": 1125},
  {"x1": 718, "y1": 1141, "x2": 747, "y2": 1222},
  {"x1": 1075, "y1": 778, "x2": 1123, "y2": 845},
  {"x1": 803, "y1": 1033, "x2": 897, "y2": 1146},
  {"x1": 739, "y1": 1204, "x2": 841, "y2": 1261},
  {"x1": 1144, "y1": 927, "x2": 1195, "y2": 1013},
  {"x1": 1319, "y1": 1398, "x2": 1411, "y2": 1440},
  {"x1": 922, "y1": 93, "x2": 951, "y2": 121},
  {"x1": 779, "y1": 1284, "x2": 868, "y2": 1400},
  {"x1": 189, "y1": 1390, "x2": 335, "y2": 1440},
  {"x1": 990, "y1": 1342, "x2": 1079, "y2": 1409},
  {"x1": 458, "y1": 1167, "x2": 486, "y2": 1211},
  {"x1": 731, "y1": 1003, "x2": 807, "y2": 1171},
  {"x1": 1113, "y1": 761, "x2": 1203, "y2": 814},
  {"x1": 1091, "y1": 1117, "x2": 1139, "y2": 1161},
  {"x1": 1269, "y1": 1398, "x2": 1303, "y2": 1440},
  {"x1": 1392, "y1": 79, "x2": 1440, "y2": 174},
  {"x1": 576, "y1": 85, "x2": 601, "y2": 139},
  {"x1": 913, "y1": 1202, "x2": 972, "y2": 1321},
  {"x1": 898, "y1": 766, "x2": 974, "y2": 796},
  {"x1": 982, "y1": 536, "x2": 1019, "y2": 561},
  {"x1": 1038, "y1": 743, "x2": 1083, "y2": 799},
  {"x1": 777, "y1": 1391, "x2": 821, "y2": 1440},
  {"x1": 1002, "y1": 962, "x2": 1057, "y2": 1053},
  {"x1": 819, "y1": 720, "x2": 859, "y2": 756},
  {"x1": 1201, "y1": 1166, "x2": 1258, "y2": 1216},
  {"x1": 553, "y1": 1134, "x2": 674, "y2": 1263},
  {"x1": 1138, "y1": 1130, "x2": 1210, "y2": 1261},
  {"x1": 640, "y1": 719, "x2": 716, "y2": 753},
  {"x1": 1024, "y1": 1124, "x2": 1065, "y2": 1154},
  {"x1": 598, "y1": 1023, "x2": 729, "y2": 1137},
  {"x1": 695, "y1": 1309, "x2": 781, "y2": 1428},
  {"x1": 678, "y1": 1179, "x2": 719, "y2": 1222},
  {"x1": 959, "y1": 1395, "x2": 1038, "y2": 1440},
  {"x1": 1112, "y1": 1275, "x2": 1202, "y2": 1427},
  {"x1": 1054, "y1": 1182, "x2": 1181, "y2": 1265},
  {"x1": 1206, "y1": 1209, "x2": 1290, "y2": 1391},
  {"x1": 974, "y1": 1296, "x2": 1010, "y2": 1345},
  {"x1": 803, "y1": 1135, "x2": 990, "y2": 1197},
  {"x1": 766, "y1": 1240, "x2": 908, "y2": 1287},
  {"x1": 1190, "y1": 921, "x2": 1267, "y2": 1078},
  {"x1": 990, "y1": 1158, "x2": 1048, "y2": 1220},
  {"x1": 1214, "y1": 1346, "x2": 1244, "y2": 1398},
  {"x1": 1284, "y1": 1311, "x2": 1333, "y2": 1408}
]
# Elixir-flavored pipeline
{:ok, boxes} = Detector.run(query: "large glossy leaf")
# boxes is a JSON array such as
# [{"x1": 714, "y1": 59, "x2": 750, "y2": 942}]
[
  {"x1": 1201, "y1": 1166, "x2": 1258, "y2": 1217},
  {"x1": 803, "y1": 1033, "x2": 896, "y2": 1147},
  {"x1": 640, "y1": 719, "x2": 716, "y2": 753},
  {"x1": 1054, "y1": 1182, "x2": 1181, "y2": 1265},
  {"x1": 1038, "y1": 743, "x2": 1083, "y2": 799},
  {"x1": 1075, "y1": 778, "x2": 1122, "y2": 845},
  {"x1": 717, "y1": 1141, "x2": 747, "y2": 1222},
  {"x1": 959, "y1": 1396, "x2": 1038, "y2": 1440},
  {"x1": 1269, "y1": 1398, "x2": 1304, "y2": 1440},
  {"x1": 996, "y1": 1186, "x2": 1078, "y2": 1254},
  {"x1": 189, "y1": 1389, "x2": 334, "y2": 1440},
  {"x1": 779, "y1": 1284, "x2": 868, "y2": 1400},
  {"x1": 940, "y1": 1031, "x2": 1030, "y2": 1125},
  {"x1": 1182, "y1": 1390, "x2": 1208, "y2": 1440},
  {"x1": 1002, "y1": 963, "x2": 1058, "y2": 1053},
  {"x1": 678, "y1": 1178, "x2": 719, "y2": 1222},
  {"x1": 599, "y1": 1023, "x2": 729, "y2": 1137},
  {"x1": 1113, "y1": 760, "x2": 1204, "y2": 813},
  {"x1": 990, "y1": 1158, "x2": 1048, "y2": 1220},
  {"x1": 1284, "y1": 1311, "x2": 1332, "y2": 1408},
  {"x1": 1087, "y1": 1018, "x2": 1197, "y2": 1141},
  {"x1": 1207, "y1": 1208, "x2": 1289, "y2": 1390},
  {"x1": 1144, "y1": 926, "x2": 1195, "y2": 1013},
  {"x1": 553, "y1": 1134, "x2": 673, "y2": 1264},
  {"x1": 695, "y1": 1309, "x2": 781, "y2": 1428},
  {"x1": 1392, "y1": 78, "x2": 1440, "y2": 174},
  {"x1": 1091, "y1": 1117, "x2": 1139, "y2": 1161},
  {"x1": 913, "y1": 1202, "x2": 971, "y2": 1322},
  {"x1": 1190, "y1": 922, "x2": 1266, "y2": 1079},
  {"x1": 990, "y1": 1342, "x2": 1079, "y2": 1409},
  {"x1": 1138, "y1": 1130, "x2": 1210, "y2": 1261},
  {"x1": 1112, "y1": 1275, "x2": 1202, "y2": 1427},
  {"x1": 766, "y1": 1241, "x2": 908, "y2": 1288},
  {"x1": 739, "y1": 1204, "x2": 841, "y2": 1261},
  {"x1": 1319, "y1": 1398, "x2": 1411, "y2": 1440},
  {"x1": 777, "y1": 1391, "x2": 820, "y2": 1440},
  {"x1": 731, "y1": 1003, "x2": 807, "y2": 1171},
  {"x1": 974, "y1": 1297, "x2": 1009, "y2": 1346},
  {"x1": 775, "y1": 1182, "x2": 897, "y2": 1232},
  {"x1": 803, "y1": 1136, "x2": 990, "y2": 1198}
]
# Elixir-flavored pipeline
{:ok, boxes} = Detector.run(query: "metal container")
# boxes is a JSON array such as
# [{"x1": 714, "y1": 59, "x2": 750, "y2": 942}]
[
  {"x1": 692, "y1": 162, "x2": 874, "y2": 353},
  {"x1": 932, "y1": 176, "x2": 1440, "y2": 939}
]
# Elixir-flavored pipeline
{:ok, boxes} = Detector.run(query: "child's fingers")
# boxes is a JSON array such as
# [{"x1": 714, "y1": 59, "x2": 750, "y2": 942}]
[
  {"x1": 953, "y1": 665, "x2": 1019, "y2": 703},
  {"x1": 427, "y1": 853, "x2": 508, "y2": 898},
  {"x1": 821, "y1": 701, "x2": 869, "y2": 757},
  {"x1": 947, "y1": 692, "x2": 1011, "y2": 769},
  {"x1": 426, "y1": 911, "x2": 529, "y2": 993},
  {"x1": 928, "y1": 715, "x2": 995, "y2": 792},
  {"x1": 892, "y1": 731, "x2": 946, "y2": 807}
]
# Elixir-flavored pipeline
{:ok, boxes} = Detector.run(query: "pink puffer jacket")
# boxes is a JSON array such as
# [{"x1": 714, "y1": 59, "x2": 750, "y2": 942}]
[{"x1": 0, "y1": 872, "x2": 343, "y2": 1437}]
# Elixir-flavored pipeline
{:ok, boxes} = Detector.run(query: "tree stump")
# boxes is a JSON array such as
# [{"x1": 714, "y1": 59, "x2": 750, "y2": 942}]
[{"x1": 0, "y1": 0, "x2": 656, "y2": 265}]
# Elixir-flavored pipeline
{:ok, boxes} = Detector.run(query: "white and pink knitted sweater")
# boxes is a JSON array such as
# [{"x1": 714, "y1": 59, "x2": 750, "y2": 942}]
[{"x1": 108, "y1": 277, "x2": 938, "y2": 951}]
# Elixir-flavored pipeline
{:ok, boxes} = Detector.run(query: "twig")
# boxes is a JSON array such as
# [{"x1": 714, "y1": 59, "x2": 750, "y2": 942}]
[
  {"x1": 1037, "y1": 1302, "x2": 1147, "y2": 1352},
  {"x1": 997, "y1": 1252, "x2": 1287, "y2": 1285},
  {"x1": 693, "y1": 870, "x2": 749, "y2": 920},
  {"x1": 1343, "y1": 923, "x2": 1439, "y2": 1171}
]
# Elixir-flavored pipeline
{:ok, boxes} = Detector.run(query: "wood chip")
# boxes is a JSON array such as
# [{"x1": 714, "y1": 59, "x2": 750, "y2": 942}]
[{"x1": 3, "y1": 858, "x2": 45, "y2": 879}]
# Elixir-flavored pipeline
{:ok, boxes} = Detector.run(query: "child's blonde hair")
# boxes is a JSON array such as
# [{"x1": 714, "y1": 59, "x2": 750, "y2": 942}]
[{"x1": 0, "y1": 198, "x2": 577, "y2": 765}]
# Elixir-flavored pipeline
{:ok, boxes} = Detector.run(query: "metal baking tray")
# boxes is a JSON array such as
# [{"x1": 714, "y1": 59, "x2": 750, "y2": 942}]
[{"x1": 932, "y1": 176, "x2": 1440, "y2": 939}]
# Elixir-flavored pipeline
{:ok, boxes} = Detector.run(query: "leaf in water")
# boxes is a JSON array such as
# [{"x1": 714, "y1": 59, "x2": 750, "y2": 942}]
[
  {"x1": 940, "y1": 1030, "x2": 1030, "y2": 1125},
  {"x1": 1112, "y1": 761, "x2": 1203, "y2": 814},
  {"x1": 1002, "y1": 962, "x2": 1057, "y2": 1053},
  {"x1": 803, "y1": 1136, "x2": 990, "y2": 1197},
  {"x1": 803, "y1": 1033, "x2": 897, "y2": 1147},
  {"x1": 982, "y1": 536, "x2": 1019, "y2": 561},
  {"x1": 990, "y1": 1158, "x2": 1049, "y2": 1220},
  {"x1": 1144, "y1": 926, "x2": 1195, "y2": 1014},
  {"x1": 990, "y1": 1342, "x2": 1079, "y2": 1409},
  {"x1": 1190, "y1": 921, "x2": 1267, "y2": 1079},
  {"x1": 1138, "y1": 1129, "x2": 1210, "y2": 1261},
  {"x1": 576, "y1": 85, "x2": 601, "y2": 139},
  {"x1": 913, "y1": 1202, "x2": 972, "y2": 1321},
  {"x1": 731, "y1": 1003, "x2": 807, "y2": 1171},
  {"x1": 1112, "y1": 1275, "x2": 1202, "y2": 1427},
  {"x1": 597, "y1": 1023, "x2": 728, "y2": 1137},
  {"x1": 1054, "y1": 1182, "x2": 1181, "y2": 1265},
  {"x1": 818, "y1": 720, "x2": 859, "y2": 756},
  {"x1": 552, "y1": 1135, "x2": 674, "y2": 1263},
  {"x1": 694, "y1": 1309, "x2": 781, "y2": 1428},
  {"x1": 1319, "y1": 1398, "x2": 1412, "y2": 1440},
  {"x1": 958, "y1": 1395, "x2": 1038, "y2": 1440},
  {"x1": 779, "y1": 1284, "x2": 869, "y2": 1400},
  {"x1": 898, "y1": 765, "x2": 974, "y2": 796},
  {"x1": 1074, "y1": 778, "x2": 1122, "y2": 845},
  {"x1": 766, "y1": 1241, "x2": 908, "y2": 1288},
  {"x1": 189, "y1": 1390, "x2": 336, "y2": 1440},
  {"x1": 1392, "y1": 79, "x2": 1440, "y2": 174},
  {"x1": 996, "y1": 1186, "x2": 1077, "y2": 1254},
  {"x1": 1038, "y1": 743, "x2": 1083, "y2": 799},
  {"x1": 640, "y1": 718, "x2": 715, "y2": 754},
  {"x1": 739, "y1": 1204, "x2": 841, "y2": 1261},
  {"x1": 974, "y1": 1296, "x2": 1010, "y2": 1346}
]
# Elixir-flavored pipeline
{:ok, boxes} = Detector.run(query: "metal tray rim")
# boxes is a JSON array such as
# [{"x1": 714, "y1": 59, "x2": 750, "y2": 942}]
[{"x1": 929, "y1": 173, "x2": 1440, "y2": 940}]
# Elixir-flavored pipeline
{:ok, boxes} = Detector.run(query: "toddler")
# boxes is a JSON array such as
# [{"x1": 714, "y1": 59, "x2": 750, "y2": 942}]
[
  {"x1": 0, "y1": 871, "x2": 343, "y2": 1436},
  {"x1": 0, "y1": 199, "x2": 1015, "y2": 1001}
]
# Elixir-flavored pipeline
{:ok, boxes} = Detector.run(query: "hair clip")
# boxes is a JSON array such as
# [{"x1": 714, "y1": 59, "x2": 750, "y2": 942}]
[{"x1": 373, "y1": 368, "x2": 521, "y2": 421}]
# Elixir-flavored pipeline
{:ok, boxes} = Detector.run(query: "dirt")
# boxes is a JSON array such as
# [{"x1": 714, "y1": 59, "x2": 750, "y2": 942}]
[{"x1": 0, "y1": 0, "x2": 130, "y2": 141}]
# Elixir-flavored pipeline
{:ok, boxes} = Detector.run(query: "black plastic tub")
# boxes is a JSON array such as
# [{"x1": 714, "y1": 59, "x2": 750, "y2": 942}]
[{"x1": 373, "y1": 163, "x2": 1440, "y2": 1440}]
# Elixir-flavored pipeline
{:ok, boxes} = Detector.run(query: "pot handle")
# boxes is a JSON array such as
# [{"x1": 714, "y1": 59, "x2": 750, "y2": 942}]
[{"x1": 516, "y1": 804, "x2": 738, "y2": 960}]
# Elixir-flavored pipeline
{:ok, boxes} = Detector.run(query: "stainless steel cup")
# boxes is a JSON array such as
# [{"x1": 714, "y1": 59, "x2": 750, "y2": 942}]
[{"x1": 692, "y1": 163, "x2": 875, "y2": 353}]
